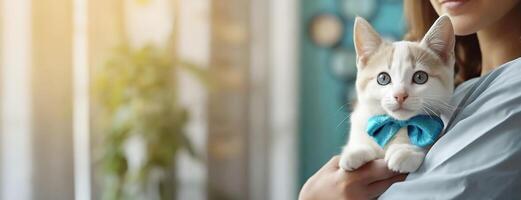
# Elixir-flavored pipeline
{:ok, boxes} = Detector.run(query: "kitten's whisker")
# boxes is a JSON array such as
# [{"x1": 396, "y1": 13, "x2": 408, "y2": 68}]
[
  {"x1": 426, "y1": 101, "x2": 457, "y2": 112},
  {"x1": 422, "y1": 97, "x2": 453, "y2": 105},
  {"x1": 421, "y1": 107, "x2": 435, "y2": 120},
  {"x1": 421, "y1": 96, "x2": 452, "y2": 103},
  {"x1": 422, "y1": 94, "x2": 449, "y2": 97},
  {"x1": 412, "y1": 96, "x2": 453, "y2": 106},
  {"x1": 336, "y1": 113, "x2": 351, "y2": 129},
  {"x1": 421, "y1": 95, "x2": 450, "y2": 100},
  {"x1": 422, "y1": 98, "x2": 457, "y2": 110},
  {"x1": 423, "y1": 99, "x2": 452, "y2": 108},
  {"x1": 423, "y1": 107, "x2": 435, "y2": 118},
  {"x1": 336, "y1": 102, "x2": 354, "y2": 113},
  {"x1": 423, "y1": 103, "x2": 441, "y2": 118}
]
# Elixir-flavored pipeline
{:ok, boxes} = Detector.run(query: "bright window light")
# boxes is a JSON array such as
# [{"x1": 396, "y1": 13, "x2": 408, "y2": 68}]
[
  {"x1": 73, "y1": 0, "x2": 91, "y2": 199},
  {"x1": 1, "y1": 0, "x2": 33, "y2": 199}
]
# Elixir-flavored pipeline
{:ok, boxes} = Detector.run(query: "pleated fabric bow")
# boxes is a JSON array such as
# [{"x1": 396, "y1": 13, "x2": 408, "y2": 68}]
[{"x1": 367, "y1": 115, "x2": 444, "y2": 148}]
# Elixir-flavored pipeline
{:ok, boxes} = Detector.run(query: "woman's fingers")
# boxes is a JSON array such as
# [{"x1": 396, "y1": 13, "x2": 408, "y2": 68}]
[
  {"x1": 367, "y1": 174, "x2": 407, "y2": 198},
  {"x1": 308, "y1": 156, "x2": 340, "y2": 183},
  {"x1": 312, "y1": 156, "x2": 341, "y2": 178},
  {"x1": 323, "y1": 155, "x2": 341, "y2": 171},
  {"x1": 302, "y1": 155, "x2": 407, "y2": 200},
  {"x1": 353, "y1": 159, "x2": 403, "y2": 183}
]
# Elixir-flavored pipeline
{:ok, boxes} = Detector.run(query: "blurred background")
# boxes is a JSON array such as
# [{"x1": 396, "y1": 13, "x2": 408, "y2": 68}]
[{"x1": 0, "y1": 0, "x2": 405, "y2": 199}]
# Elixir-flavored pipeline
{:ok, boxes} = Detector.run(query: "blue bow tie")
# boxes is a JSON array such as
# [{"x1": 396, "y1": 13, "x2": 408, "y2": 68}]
[{"x1": 367, "y1": 115, "x2": 444, "y2": 148}]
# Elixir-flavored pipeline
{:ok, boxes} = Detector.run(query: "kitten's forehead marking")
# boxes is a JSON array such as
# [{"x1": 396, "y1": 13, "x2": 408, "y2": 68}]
[
  {"x1": 392, "y1": 42, "x2": 413, "y2": 67},
  {"x1": 391, "y1": 42, "x2": 414, "y2": 83},
  {"x1": 408, "y1": 46, "x2": 416, "y2": 69},
  {"x1": 387, "y1": 47, "x2": 394, "y2": 70}
]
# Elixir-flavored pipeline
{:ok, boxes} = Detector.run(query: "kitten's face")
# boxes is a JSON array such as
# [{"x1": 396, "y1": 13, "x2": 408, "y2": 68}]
[{"x1": 354, "y1": 16, "x2": 455, "y2": 120}]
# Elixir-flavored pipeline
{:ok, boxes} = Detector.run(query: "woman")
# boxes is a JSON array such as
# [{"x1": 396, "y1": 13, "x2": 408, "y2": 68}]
[{"x1": 299, "y1": 0, "x2": 521, "y2": 199}]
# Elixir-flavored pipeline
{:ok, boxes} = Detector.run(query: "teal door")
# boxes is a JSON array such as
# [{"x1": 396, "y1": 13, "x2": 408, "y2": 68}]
[{"x1": 299, "y1": 0, "x2": 405, "y2": 188}]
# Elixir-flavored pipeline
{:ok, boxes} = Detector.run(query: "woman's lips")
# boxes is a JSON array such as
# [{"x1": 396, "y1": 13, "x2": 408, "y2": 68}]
[{"x1": 440, "y1": 0, "x2": 469, "y2": 13}]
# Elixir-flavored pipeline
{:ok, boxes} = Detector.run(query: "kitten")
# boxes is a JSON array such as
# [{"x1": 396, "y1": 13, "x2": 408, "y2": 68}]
[{"x1": 339, "y1": 15, "x2": 455, "y2": 173}]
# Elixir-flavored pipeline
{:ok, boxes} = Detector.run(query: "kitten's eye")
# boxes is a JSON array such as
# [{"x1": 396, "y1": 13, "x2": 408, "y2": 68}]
[
  {"x1": 413, "y1": 71, "x2": 428, "y2": 84},
  {"x1": 377, "y1": 72, "x2": 391, "y2": 85}
]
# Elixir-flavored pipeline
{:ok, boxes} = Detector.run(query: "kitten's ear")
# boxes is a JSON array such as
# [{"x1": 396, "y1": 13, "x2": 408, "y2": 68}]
[
  {"x1": 421, "y1": 15, "x2": 455, "y2": 64},
  {"x1": 354, "y1": 17, "x2": 382, "y2": 66}
]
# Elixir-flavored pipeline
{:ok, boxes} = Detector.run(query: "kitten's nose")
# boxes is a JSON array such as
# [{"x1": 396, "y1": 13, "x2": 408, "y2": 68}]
[{"x1": 394, "y1": 93, "x2": 409, "y2": 104}]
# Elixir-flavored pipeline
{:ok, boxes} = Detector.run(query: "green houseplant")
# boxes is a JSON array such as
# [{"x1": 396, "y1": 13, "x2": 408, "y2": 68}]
[{"x1": 95, "y1": 44, "x2": 205, "y2": 200}]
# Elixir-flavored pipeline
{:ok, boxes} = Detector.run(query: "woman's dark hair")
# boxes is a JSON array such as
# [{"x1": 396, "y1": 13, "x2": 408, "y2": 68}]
[{"x1": 403, "y1": 0, "x2": 482, "y2": 84}]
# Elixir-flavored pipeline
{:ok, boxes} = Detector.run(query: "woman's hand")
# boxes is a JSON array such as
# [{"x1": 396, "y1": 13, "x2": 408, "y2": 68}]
[{"x1": 298, "y1": 156, "x2": 407, "y2": 200}]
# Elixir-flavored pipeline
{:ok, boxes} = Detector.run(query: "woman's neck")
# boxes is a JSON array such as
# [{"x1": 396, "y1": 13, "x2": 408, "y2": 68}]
[{"x1": 477, "y1": 3, "x2": 521, "y2": 75}]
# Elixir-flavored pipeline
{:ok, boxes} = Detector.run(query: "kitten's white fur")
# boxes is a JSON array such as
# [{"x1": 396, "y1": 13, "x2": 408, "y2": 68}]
[{"x1": 339, "y1": 15, "x2": 455, "y2": 173}]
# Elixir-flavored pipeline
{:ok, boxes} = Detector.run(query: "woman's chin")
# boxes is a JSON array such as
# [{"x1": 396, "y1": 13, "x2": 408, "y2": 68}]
[{"x1": 450, "y1": 15, "x2": 482, "y2": 36}]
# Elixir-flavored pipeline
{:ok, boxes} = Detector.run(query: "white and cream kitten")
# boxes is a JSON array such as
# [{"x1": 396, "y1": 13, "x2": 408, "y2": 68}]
[{"x1": 339, "y1": 15, "x2": 455, "y2": 173}]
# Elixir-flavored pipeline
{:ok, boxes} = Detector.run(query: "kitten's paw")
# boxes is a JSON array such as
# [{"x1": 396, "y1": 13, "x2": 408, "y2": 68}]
[
  {"x1": 385, "y1": 144, "x2": 425, "y2": 173},
  {"x1": 339, "y1": 146, "x2": 381, "y2": 171}
]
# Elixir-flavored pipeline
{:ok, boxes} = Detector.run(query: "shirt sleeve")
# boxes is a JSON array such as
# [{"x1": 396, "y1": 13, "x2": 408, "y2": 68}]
[{"x1": 379, "y1": 58, "x2": 521, "y2": 199}]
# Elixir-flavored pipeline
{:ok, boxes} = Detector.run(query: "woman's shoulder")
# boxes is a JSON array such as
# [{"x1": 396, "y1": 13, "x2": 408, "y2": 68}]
[
  {"x1": 435, "y1": 57, "x2": 521, "y2": 166},
  {"x1": 446, "y1": 58, "x2": 521, "y2": 132},
  {"x1": 485, "y1": 57, "x2": 521, "y2": 88},
  {"x1": 451, "y1": 57, "x2": 521, "y2": 104},
  {"x1": 453, "y1": 57, "x2": 521, "y2": 109}
]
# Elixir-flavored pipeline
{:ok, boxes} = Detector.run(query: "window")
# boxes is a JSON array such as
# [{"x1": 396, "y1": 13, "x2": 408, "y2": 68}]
[{"x1": 0, "y1": 0, "x2": 298, "y2": 199}]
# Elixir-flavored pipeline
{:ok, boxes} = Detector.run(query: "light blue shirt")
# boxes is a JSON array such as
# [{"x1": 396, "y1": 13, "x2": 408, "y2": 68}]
[{"x1": 380, "y1": 57, "x2": 521, "y2": 199}]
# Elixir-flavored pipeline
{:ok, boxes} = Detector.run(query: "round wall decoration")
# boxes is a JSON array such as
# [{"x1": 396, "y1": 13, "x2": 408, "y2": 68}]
[{"x1": 308, "y1": 13, "x2": 344, "y2": 48}]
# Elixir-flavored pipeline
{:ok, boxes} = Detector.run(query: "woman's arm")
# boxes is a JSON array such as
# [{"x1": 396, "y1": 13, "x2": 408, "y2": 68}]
[{"x1": 299, "y1": 156, "x2": 406, "y2": 200}]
